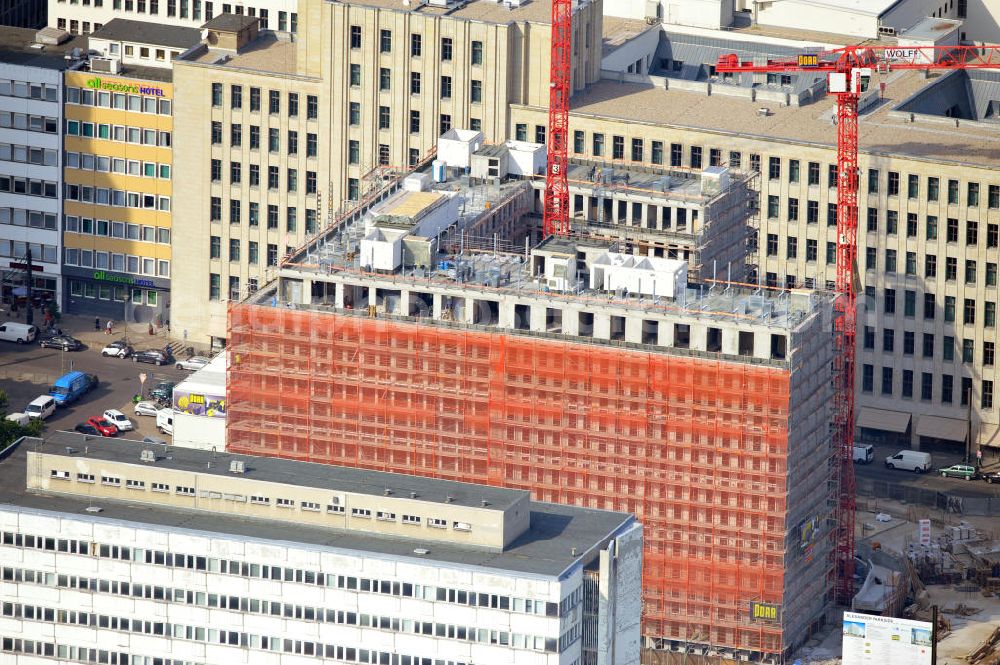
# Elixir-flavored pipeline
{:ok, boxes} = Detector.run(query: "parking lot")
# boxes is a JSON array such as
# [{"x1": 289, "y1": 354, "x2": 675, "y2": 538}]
[
  {"x1": 854, "y1": 440, "x2": 1000, "y2": 498},
  {"x1": 1, "y1": 323, "x2": 188, "y2": 440}
]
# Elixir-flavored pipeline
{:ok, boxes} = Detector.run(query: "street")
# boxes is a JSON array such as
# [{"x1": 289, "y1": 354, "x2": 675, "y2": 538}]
[
  {"x1": 855, "y1": 440, "x2": 1000, "y2": 498},
  {"x1": 0, "y1": 316, "x2": 188, "y2": 440}
]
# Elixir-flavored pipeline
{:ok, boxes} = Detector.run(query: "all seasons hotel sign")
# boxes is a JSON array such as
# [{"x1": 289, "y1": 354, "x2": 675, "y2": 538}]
[{"x1": 86, "y1": 76, "x2": 166, "y2": 97}]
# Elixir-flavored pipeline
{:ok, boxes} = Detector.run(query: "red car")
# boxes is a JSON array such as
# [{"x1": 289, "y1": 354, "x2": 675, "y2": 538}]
[{"x1": 85, "y1": 416, "x2": 118, "y2": 437}]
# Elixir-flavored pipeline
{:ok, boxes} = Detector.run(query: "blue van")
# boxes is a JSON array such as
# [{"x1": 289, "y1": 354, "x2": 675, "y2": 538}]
[{"x1": 49, "y1": 371, "x2": 93, "y2": 406}]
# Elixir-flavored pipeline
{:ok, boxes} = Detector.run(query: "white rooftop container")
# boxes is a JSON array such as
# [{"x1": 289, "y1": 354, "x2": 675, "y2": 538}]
[
  {"x1": 590, "y1": 253, "x2": 688, "y2": 298},
  {"x1": 437, "y1": 129, "x2": 485, "y2": 169}
]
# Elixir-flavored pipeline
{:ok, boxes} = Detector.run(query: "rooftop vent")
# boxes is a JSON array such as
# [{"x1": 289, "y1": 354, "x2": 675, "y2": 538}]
[
  {"x1": 229, "y1": 460, "x2": 246, "y2": 474},
  {"x1": 756, "y1": 107, "x2": 771, "y2": 117},
  {"x1": 140, "y1": 449, "x2": 156, "y2": 463}
]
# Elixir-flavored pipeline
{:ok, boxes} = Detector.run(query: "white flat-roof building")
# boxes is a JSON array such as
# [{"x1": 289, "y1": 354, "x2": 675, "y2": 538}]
[
  {"x1": 48, "y1": 0, "x2": 298, "y2": 37},
  {"x1": 0, "y1": 433, "x2": 643, "y2": 665},
  {"x1": 172, "y1": 351, "x2": 227, "y2": 451}
]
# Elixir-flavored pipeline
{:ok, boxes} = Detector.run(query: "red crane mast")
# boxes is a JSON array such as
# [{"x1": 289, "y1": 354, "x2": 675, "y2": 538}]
[
  {"x1": 717, "y1": 44, "x2": 1000, "y2": 605},
  {"x1": 542, "y1": 0, "x2": 573, "y2": 237}
]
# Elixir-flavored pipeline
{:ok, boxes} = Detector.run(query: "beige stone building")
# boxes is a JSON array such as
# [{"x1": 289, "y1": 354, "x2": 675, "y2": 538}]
[{"x1": 170, "y1": 1, "x2": 1000, "y2": 451}]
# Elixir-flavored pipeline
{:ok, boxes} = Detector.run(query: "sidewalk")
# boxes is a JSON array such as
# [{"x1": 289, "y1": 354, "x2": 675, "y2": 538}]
[{"x1": 44, "y1": 313, "x2": 210, "y2": 357}]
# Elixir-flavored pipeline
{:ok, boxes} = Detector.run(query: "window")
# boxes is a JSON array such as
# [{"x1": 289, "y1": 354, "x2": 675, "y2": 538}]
[
  {"x1": 211, "y1": 121, "x2": 222, "y2": 144},
  {"x1": 410, "y1": 72, "x2": 421, "y2": 95},
  {"x1": 862, "y1": 364, "x2": 873, "y2": 393},
  {"x1": 863, "y1": 326, "x2": 875, "y2": 349},
  {"x1": 230, "y1": 84, "x2": 242, "y2": 109},
  {"x1": 888, "y1": 171, "x2": 899, "y2": 196},
  {"x1": 287, "y1": 169, "x2": 297, "y2": 192},
  {"x1": 948, "y1": 178, "x2": 959, "y2": 204},
  {"x1": 902, "y1": 370, "x2": 913, "y2": 398},
  {"x1": 572, "y1": 130, "x2": 584, "y2": 154},
  {"x1": 786, "y1": 235, "x2": 797, "y2": 258},
  {"x1": 883, "y1": 328, "x2": 894, "y2": 352},
  {"x1": 907, "y1": 213, "x2": 917, "y2": 238},
  {"x1": 807, "y1": 161, "x2": 819, "y2": 185},
  {"x1": 921, "y1": 373, "x2": 933, "y2": 401},
  {"x1": 942, "y1": 375, "x2": 954, "y2": 404},
  {"x1": 409, "y1": 110, "x2": 420, "y2": 133},
  {"x1": 535, "y1": 125, "x2": 546, "y2": 144},
  {"x1": 768, "y1": 196, "x2": 779, "y2": 219},
  {"x1": 789, "y1": 159, "x2": 799, "y2": 182},
  {"x1": 349, "y1": 24, "x2": 361, "y2": 49},
  {"x1": 768, "y1": 157, "x2": 780, "y2": 180},
  {"x1": 924, "y1": 293, "x2": 935, "y2": 320},
  {"x1": 307, "y1": 95, "x2": 318, "y2": 119},
  {"x1": 964, "y1": 298, "x2": 976, "y2": 324},
  {"x1": 268, "y1": 90, "x2": 280, "y2": 114},
  {"x1": 990, "y1": 185, "x2": 1000, "y2": 209},
  {"x1": 411, "y1": 33, "x2": 422, "y2": 56},
  {"x1": 288, "y1": 93, "x2": 298, "y2": 116},
  {"x1": 968, "y1": 220, "x2": 979, "y2": 245},
  {"x1": 806, "y1": 239, "x2": 817, "y2": 261},
  {"x1": 229, "y1": 161, "x2": 241, "y2": 183},
  {"x1": 210, "y1": 197, "x2": 221, "y2": 221},
  {"x1": 766, "y1": 234, "x2": 778, "y2": 256},
  {"x1": 471, "y1": 40, "x2": 483, "y2": 65},
  {"x1": 827, "y1": 241, "x2": 836, "y2": 264},
  {"x1": 729, "y1": 151, "x2": 741, "y2": 169},
  {"x1": 631, "y1": 138, "x2": 643, "y2": 162},
  {"x1": 689, "y1": 145, "x2": 702, "y2": 169},
  {"x1": 470, "y1": 80, "x2": 482, "y2": 103},
  {"x1": 379, "y1": 68, "x2": 391, "y2": 91},
  {"x1": 884, "y1": 288, "x2": 896, "y2": 314},
  {"x1": 984, "y1": 381, "x2": 994, "y2": 409},
  {"x1": 249, "y1": 125, "x2": 259, "y2": 149},
  {"x1": 807, "y1": 201, "x2": 818, "y2": 224},
  {"x1": 441, "y1": 37, "x2": 453, "y2": 60},
  {"x1": 788, "y1": 197, "x2": 799, "y2": 220},
  {"x1": 923, "y1": 333, "x2": 935, "y2": 358},
  {"x1": 927, "y1": 215, "x2": 938, "y2": 240},
  {"x1": 967, "y1": 260, "x2": 978, "y2": 284},
  {"x1": 963, "y1": 338, "x2": 975, "y2": 363},
  {"x1": 986, "y1": 301, "x2": 996, "y2": 327},
  {"x1": 379, "y1": 29, "x2": 391, "y2": 53},
  {"x1": 209, "y1": 236, "x2": 220, "y2": 259},
  {"x1": 881, "y1": 368, "x2": 893, "y2": 395},
  {"x1": 249, "y1": 86, "x2": 260, "y2": 111},
  {"x1": 904, "y1": 290, "x2": 916, "y2": 317},
  {"x1": 943, "y1": 336, "x2": 955, "y2": 362},
  {"x1": 209, "y1": 273, "x2": 220, "y2": 300},
  {"x1": 230, "y1": 123, "x2": 241, "y2": 146},
  {"x1": 969, "y1": 182, "x2": 980, "y2": 207},
  {"x1": 268, "y1": 128, "x2": 279, "y2": 152},
  {"x1": 229, "y1": 238, "x2": 240, "y2": 262},
  {"x1": 904, "y1": 331, "x2": 914, "y2": 355},
  {"x1": 867, "y1": 168, "x2": 879, "y2": 193},
  {"x1": 947, "y1": 218, "x2": 959, "y2": 242},
  {"x1": 906, "y1": 252, "x2": 916, "y2": 276},
  {"x1": 211, "y1": 82, "x2": 222, "y2": 106},
  {"x1": 907, "y1": 173, "x2": 919, "y2": 199},
  {"x1": 229, "y1": 200, "x2": 241, "y2": 224},
  {"x1": 378, "y1": 106, "x2": 390, "y2": 130},
  {"x1": 989, "y1": 263, "x2": 998, "y2": 286},
  {"x1": 210, "y1": 159, "x2": 221, "y2": 182}
]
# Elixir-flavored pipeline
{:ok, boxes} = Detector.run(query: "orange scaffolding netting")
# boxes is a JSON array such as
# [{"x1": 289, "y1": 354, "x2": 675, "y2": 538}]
[{"x1": 228, "y1": 303, "x2": 793, "y2": 655}]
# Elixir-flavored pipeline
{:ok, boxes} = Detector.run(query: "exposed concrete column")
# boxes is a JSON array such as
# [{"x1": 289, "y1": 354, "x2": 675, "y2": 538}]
[
  {"x1": 754, "y1": 331, "x2": 773, "y2": 360},
  {"x1": 593, "y1": 313, "x2": 611, "y2": 340},
  {"x1": 562, "y1": 307, "x2": 580, "y2": 336},
  {"x1": 464, "y1": 297, "x2": 476, "y2": 324},
  {"x1": 334, "y1": 282, "x2": 345, "y2": 309},
  {"x1": 399, "y1": 290, "x2": 411, "y2": 317},
  {"x1": 433, "y1": 293, "x2": 443, "y2": 319},
  {"x1": 624, "y1": 316, "x2": 643, "y2": 344},
  {"x1": 368, "y1": 287, "x2": 377, "y2": 309},
  {"x1": 301, "y1": 279, "x2": 313, "y2": 305},
  {"x1": 658, "y1": 320, "x2": 674, "y2": 347},
  {"x1": 722, "y1": 327, "x2": 740, "y2": 356},
  {"x1": 529, "y1": 304, "x2": 546, "y2": 332},
  {"x1": 499, "y1": 300, "x2": 516, "y2": 329},
  {"x1": 690, "y1": 324, "x2": 707, "y2": 352}
]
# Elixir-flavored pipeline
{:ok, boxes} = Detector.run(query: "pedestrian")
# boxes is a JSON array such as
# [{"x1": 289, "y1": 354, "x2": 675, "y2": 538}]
[
  {"x1": 94, "y1": 317, "x2": 100, "y2": 331},
  {"x1": 976, "y1": 448, "x2": 983, "y2": 468},
  {"x1": 106, "y1": 319, "x2": 113, "y2": 335},
  {"x1": 183, "y1": 329, "x2": 188, "y2": 342}
]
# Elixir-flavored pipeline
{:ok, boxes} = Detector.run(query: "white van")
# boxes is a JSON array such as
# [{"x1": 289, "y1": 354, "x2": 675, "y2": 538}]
[
  {"x1": 156, "y1": 409, "x2": 174, "y2": 435},
  {"x1": 0, "y1": 321, "x2": 38, "y2": 344},
  {"x1": 853, "y1": 444, "x2": 874, "y2": 464},
  {"x1": 885, "y1": 450, "x2": 932, "y2": 473},
  {"x1": 5, "y1": 413, "x2": 30, "y2": 426},
  {"x1": 25, "y1": 395, "x2": 56, "y2": 420}
]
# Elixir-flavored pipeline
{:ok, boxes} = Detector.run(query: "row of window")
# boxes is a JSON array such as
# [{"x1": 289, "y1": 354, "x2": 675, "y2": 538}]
[
  {"x1": 864, "y1": 213, "x2": 999, "y2": 245},
  {"x1": 350, "y1": 27, "x2": 485, "y2": 66},
  {"x1": 0, "y1": 79, "x2": 58, "y2": 102},
  {"x1": 211, "y1": 85, "x2": 316, "y2": 118},
  {"x1": 94, "y1": 0, "x2": 296, "y2": 31},
  {"x1": 0, "y1": 241, "x2": 57, "y2": 264},
  {"x1": 0, "y1": 530, "x2": 569, "y2": 617},
  {"x1": 66, "y1": 151, "x2": 171, "y2": 180},
  {"x1": 65, "y1": 215, "x2": 170, "y2": 244},
  {"x1": 66, "y1": 120, "x2": 172, "y2": 148},
  {"x1": 64, "y1": 249, "x2": 169, "y2": 278},
  {"x1": 104, "y1": 41, "x2": 181, "y2": 63},
  {"x1": 0, "y1": 111, "x2": 58, "y2": 134},
  {"x1": 860, "y1": 366, "x2": 993, "y2": 407},
  {"x1": 64, "y1": 184, "x2": 171, "y2": 212},
  {"x1": 211, "y1": 160, "x2": 317, "y2": 193},
  {"x1": 863, "y1": 328, "x2": 996, "y2": 365},
  {"x1": 860, "y1": 168, "x2": 997, "y2": 208},
  {"x1": 53, "y1": 17, "x2": 102, "y2": 35},
  {"x1": 210, "y1": 122, "x2": 318, "y2": 156},
  {"x1": 209, "y1": 197, "x2": 316, "y2": 232},
  {"x1": 2, "y1": 596, "x2": 519, "y2": 662},
  {"x1": 0, "y1": 176, "x2": 58, "y2": 199},
  {"x1": 1, "y1": 635, "x2": 180, "y2": 665},
  {"x1": 0, "y1": 142, "x2": 58, "y2": 168},
  {"x1": 68, "y1": 281, "x2": 161, "y2": 306},
  {"x1": 0, "y1": 208, "x2": 57, "y2": 231},
  {"x1": 66, "y1": 85, "x2": 171, "y2": 115}
]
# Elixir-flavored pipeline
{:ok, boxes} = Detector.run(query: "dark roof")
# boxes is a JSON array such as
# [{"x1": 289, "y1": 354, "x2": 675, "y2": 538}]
[
  {"x1": 0, "y1": 435, "x2": 635, "y2": 577},
  {"x1": 0, "y1": 26, "x2": 84, "y2": 70},
  {"x1": 202, "y1": 13, "x2": 260, "y2": 32},
  {"x1": 91, "y1": 18, "x2": 201, "y2": 50}
]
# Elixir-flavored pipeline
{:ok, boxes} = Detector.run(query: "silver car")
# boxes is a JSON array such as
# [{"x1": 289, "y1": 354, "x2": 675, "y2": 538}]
[
  {"x1": 175, "y1": 356, "x2": 210, "y2": 371},
  {"x1": 133, "y1": 401, "x2": 161, "y2": 417}
]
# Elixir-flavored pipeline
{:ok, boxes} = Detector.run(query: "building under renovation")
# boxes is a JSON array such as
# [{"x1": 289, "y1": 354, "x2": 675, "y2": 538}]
[{"x1": 225, "y1": 142, "x2": 838, "y2": 662}]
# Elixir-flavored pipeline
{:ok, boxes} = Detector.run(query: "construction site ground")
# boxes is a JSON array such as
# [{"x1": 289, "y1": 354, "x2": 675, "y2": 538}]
[{"x1": 785, "y1": 497, "x2": 1000, "y2": 665}]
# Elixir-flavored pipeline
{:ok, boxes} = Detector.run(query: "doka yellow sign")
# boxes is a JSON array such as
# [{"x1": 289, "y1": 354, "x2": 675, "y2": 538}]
[{"x1": 750, "y1": 602, "x2": 780, "y2": 622}]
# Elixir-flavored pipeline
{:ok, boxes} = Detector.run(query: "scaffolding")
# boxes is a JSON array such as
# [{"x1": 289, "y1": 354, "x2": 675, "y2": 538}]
[{"x1": 228, "y1": 303, "x2": 799, "y2": 657}]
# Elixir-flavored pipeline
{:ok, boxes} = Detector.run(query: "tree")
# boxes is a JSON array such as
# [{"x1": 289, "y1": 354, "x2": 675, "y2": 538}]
[{"x1": 0, "y1": 389, "x2": 43, "y2": 453}]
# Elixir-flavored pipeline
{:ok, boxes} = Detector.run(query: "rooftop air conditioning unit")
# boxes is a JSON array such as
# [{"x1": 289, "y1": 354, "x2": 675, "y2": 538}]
[{"x1": 90, "y1": 56, "x2": 121, "y2": 74}]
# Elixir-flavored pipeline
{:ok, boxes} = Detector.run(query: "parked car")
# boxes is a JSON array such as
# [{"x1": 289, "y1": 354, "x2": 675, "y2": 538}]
[
  {"x1": 0, "y1": 321, "x2": 38, "y2": 344},
  {"x1": 176, "y1": 356, "x2": 210, "y2": 371},
  {"x1": 939, "y1": 464, "x2": 978, "y2": 480},
  {"x1": 133, "y1": 400, "x2": 161, "y2": 417},
  {"x1": 6, "y1": 413, "x2": 30, "y2": 426},
  {"x1": 133, "y1": 349, "x2": 172, "y2": 366},
  {"x1": 981, "y1": 470, "x2": 1000, "y2": 484},
  {"x1": 73, "y1": 423, "x2": 101, "y2": 436},
  {"x1": 48, "y1": 371, "x2": 98, "y2": 406},
  {"x1": 101, "y1": 340, "x2": 133, "y2": 358},
  {"x1": 884, "y1": 450, "x2": 932, "y2": 473},
  {"x1": 85, "y1": 416, "x2": 118, "y2": 437},
  {"x1": 103, "y1": 409, "x2": 133, "y2": 432},
  {"x1": 149, "y1": 381, "x2": 175, "y2": 402},
  {"x1": 853, "y1": 444, "x2": 874, "y2": 464},
  {"x1": 39, "y1": 334, "x2": 83, "y2": 351},
  {"x1": 24, "y1": 395, "x2": 56, "y2": 420}
]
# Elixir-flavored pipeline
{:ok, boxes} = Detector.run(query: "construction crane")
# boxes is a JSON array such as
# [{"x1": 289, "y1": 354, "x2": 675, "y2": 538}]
[
  {"x1": 542, "y1": 0, "x2": 572, "y2": 237},
  {"x1": 717, "y1": 44, "x2": 1000, "y2": 605}
]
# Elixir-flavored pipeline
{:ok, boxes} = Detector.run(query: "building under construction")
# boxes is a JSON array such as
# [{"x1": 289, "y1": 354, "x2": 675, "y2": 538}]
[{"x1": 226, "y1": 141, "x2": 838, "y2": 662}]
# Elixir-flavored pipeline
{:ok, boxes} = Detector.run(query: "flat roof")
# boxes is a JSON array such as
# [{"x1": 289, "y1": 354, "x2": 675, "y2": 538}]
[
  {"x1": 565, "y1": 72, "x2": 1000, "y2": 169},
  {"x1": 202, "y1": 13, "x2": 260, "y2": 32},
  {"x1": 602, "y1": 16, "x2": 657, "y2": 57},
  {"x1": 766, "y1": 0, "x2": 904, "y2": 17},
  {"x1": 186, "y1": 33, "x2": 299, "y2": 76},
  {"x1": 90, "y1": 18, "x2": 202, "y2": 49},
  {"x1": 0, "y1": 26, "x2": 85, "y2": 70},
  {"x1": 334, "y1": 0, "x2": 562, "y2": 24},
  {"x1": 1, "y1": 436, "x2": 633, "y2": 577}
]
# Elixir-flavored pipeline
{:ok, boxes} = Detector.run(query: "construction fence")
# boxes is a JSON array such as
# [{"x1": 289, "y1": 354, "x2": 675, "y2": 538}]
[
  {"x1": 228, "y1": 303, "x2": 796, "y2": 656},
  {"x1": 856, "y1": 477, "x2": 1000, "y2": 516}
]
